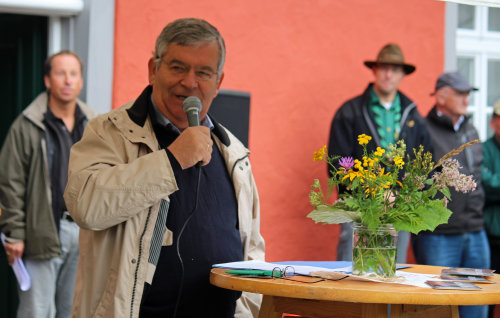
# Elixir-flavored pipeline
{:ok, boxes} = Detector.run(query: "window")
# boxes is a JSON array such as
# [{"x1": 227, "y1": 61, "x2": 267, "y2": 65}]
[
  {"x1": 487, "y1": 59, "x2": 500, "y2": 106},
  {"x1": 457, "y1": 56, "x2": 476, "y2": 106},
  {"x1": 488, "y1": 7, "x2": 500, "y2": 31},
  {"x1": 458, "y1": 4, "x2": 475, "y2": 29},
  {"x1": 455, "y1": 4, "x2": 500, "y2": 140}
]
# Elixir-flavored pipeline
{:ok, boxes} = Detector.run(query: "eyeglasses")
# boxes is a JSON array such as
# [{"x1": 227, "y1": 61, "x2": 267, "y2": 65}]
[
  {"x1": 271, "y1": 267, "x2": 326, "y2": 283},
  {"x1": 270, "y1": 266, "x2": 295, "y2": 278},
  {"x1": 160, "y1": 59, "x2": 217, "y2": 81}
]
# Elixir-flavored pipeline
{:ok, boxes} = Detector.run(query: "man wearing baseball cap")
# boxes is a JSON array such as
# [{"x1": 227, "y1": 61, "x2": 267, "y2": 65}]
[
  {"x1": 483, "y1": 100, "x2": 500, "y2": 318},
  {"x1": 412, "y1": 71, "x2": 489, "y2": 318},
  {"x1": 328, "y1": 43, "x2": 432, "y2": 263}
]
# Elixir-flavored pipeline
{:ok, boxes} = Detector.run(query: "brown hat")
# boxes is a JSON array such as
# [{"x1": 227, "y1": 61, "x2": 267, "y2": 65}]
[{"x1": 364, "y1": 43, "x2": 416, "y2": 75}]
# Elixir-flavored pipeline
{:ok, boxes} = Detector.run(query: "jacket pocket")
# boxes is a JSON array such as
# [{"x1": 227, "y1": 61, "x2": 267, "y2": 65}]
[{"x1": 94, "y1": 268, "x2": 118, "y2": 317}]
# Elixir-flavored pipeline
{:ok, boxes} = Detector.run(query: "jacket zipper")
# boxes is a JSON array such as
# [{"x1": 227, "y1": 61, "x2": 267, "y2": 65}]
[{"x1": 130, "y1": 206, "x2": 153, "y2": 318}]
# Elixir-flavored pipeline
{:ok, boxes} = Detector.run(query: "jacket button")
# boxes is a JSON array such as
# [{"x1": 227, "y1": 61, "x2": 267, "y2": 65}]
[{"x1": 131, "y1": 259, "x2": 136, "y2": 264}]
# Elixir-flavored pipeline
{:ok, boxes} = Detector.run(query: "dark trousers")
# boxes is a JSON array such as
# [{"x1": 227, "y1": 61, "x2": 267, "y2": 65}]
[{"x1": 0, "y1": 244, "x2": 19, "y2": 318}]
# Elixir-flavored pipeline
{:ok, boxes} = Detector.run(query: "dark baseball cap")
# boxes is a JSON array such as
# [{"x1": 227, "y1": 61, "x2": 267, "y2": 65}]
[{"x1": 432, "y1": 71, "x2": 478, "y2": 95}]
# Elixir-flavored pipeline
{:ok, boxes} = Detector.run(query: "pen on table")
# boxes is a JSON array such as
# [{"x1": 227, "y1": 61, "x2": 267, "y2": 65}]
[{"x1": 226, "y1": 269, "x2": 282, "y2": 277}]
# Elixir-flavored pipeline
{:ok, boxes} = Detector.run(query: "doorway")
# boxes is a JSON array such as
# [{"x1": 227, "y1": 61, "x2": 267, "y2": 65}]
[{"x1": 0, "y1": 13, "x2": 47, "y2": 317}]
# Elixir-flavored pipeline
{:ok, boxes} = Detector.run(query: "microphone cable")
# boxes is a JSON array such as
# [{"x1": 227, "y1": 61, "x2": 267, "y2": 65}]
[{"x1": 172, "y1": 162, "x2": 202, "y2": 318}]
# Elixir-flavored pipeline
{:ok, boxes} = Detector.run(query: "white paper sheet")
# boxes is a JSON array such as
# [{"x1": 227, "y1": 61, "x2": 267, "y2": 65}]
[
  {"x1": 1, "y1": 233, "x2": 31, "y2": 291},
  {"x1": 213, "y1": 260, "x2": 352, "y2": 276},
  {"x1": 214, "y1": 260, "x2": 436, "y2": 288}
]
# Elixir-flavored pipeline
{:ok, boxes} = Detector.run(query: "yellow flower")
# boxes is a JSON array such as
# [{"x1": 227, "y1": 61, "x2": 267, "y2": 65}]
[
  {"x1": 342, "y1": 170, "x2": 358, "y2": 182},
  {"x1": 394, "y1": 156, "x2": 405, "y2": 168},
  {"x1": 374, "y1": 147, "x2": 386, "y2": 157},
  {"x1": 378, "y1": 168, "x2": 391, "y2": 177},
  {"x1": 313, "y1": 145, "x2": 327, "y2": 162},
  {"x1": 354, "y1": 159, "x2": 362, "y2": 170},
  {"x1": 357, "y1": 134, "x2": 372, "y2": 145}
]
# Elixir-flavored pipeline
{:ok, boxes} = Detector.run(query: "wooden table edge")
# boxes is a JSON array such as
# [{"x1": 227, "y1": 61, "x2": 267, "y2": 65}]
[{"x1": 210, "y1": 264, "x2": 500, "y2": 306}]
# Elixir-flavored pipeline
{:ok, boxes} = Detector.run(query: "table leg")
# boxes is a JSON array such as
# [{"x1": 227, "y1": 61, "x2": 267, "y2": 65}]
[
  {"x1": 258, "y1": 296, "x2": 283, "y2": 318},
  {"x1": 390, "y1": 304, "x2": 459, "y2": 318},
  {"x1": 257, "y1": 297, "x2": 460, "y2": 318},
  {"x1": 258, "y1": 296, "x2": 388, "y2": 318}
]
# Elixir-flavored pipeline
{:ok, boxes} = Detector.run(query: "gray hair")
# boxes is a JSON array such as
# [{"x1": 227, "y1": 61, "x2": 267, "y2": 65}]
[{"x1": 153, "y1": 18, "x2": 226, "y2": 78}]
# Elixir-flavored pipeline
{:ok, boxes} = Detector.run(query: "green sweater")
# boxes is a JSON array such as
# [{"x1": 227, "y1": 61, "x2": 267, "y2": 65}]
[{"x1": 482, "y1": 136, "x2": 500, "y2": 244}]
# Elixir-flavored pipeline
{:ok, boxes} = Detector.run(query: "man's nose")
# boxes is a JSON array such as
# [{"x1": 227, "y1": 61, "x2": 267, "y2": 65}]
[{"x1": 180, "y1": 69, "x2": 199, "y2": 89}]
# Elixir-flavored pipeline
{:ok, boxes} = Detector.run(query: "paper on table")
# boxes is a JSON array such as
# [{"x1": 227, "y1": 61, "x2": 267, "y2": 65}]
[
  {"x1": 214, "y1": 260, "x2": 436, "y2": 288},
  {"x1": 1, "y1": 233, "x2": 31, "y2": 291},
  {"x1": 213, "y1": 260, "x2": 352, "y2": 276},
  {"x1": 307, "y1": 270, "x2": 436, "y2": 288}
]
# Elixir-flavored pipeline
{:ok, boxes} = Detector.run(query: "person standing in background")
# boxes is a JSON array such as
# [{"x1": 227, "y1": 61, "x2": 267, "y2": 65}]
[
  {"x1": 483, "y1": 100, "x2": 500, "y2": 318},
  {"x1": 328, "y1": 43, "x2": 432, "y2": 263},
  {"x1": 0, "y1": 50, "x2": 97, "y2": 317},
  {"x1": 412, "y1": 71, "x2": 489, "y2": 318}
]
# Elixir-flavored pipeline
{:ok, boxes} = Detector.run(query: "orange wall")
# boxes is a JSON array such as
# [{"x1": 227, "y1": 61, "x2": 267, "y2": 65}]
[{"x1": 113, "y1": 0, "x2": 445, "y2": 262}]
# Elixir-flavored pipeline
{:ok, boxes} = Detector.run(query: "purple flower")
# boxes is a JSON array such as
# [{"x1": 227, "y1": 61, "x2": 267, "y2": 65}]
[{"x1": 338, "y1": 156, "x2": 354, "y2": 172}]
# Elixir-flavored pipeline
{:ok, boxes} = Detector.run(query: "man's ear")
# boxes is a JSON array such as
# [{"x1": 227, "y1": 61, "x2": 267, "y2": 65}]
[
  {"x1": 148, "y1": 58, "x2": 157, "y2": 85},
  {"x1": 44, "y1": 75, "x2": 51, "y2": 90},
  {"x1": 435, "y1": 88, "x2": 447, "y2": 105},
  {"x1": 216, "y1": 72, "x2": 224, "y2": 91}
]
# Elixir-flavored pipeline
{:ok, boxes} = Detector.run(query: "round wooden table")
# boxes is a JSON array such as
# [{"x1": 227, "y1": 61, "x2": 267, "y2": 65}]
[{"x1": 210, "y1": 264, "x2": 500, "y2": 318}]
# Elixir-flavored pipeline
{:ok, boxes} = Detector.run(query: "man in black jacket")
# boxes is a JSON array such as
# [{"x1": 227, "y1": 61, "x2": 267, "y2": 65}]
[
  {"x1": 328, "y1": 43, "x2": 432, "y2": 262},
  {"x1": 412, "y1": 72, "x2": 489, "y2": 318}
]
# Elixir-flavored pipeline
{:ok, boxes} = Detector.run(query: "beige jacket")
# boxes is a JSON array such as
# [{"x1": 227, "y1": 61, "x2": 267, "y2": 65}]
[{"x1": 64, "y1": 87, "x2": 265, "y2": 318}]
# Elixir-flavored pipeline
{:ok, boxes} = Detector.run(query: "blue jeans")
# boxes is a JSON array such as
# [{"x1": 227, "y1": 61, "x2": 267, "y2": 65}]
[
  {"x1": 336, "y1": 222, "x2": 410, "y2": 263},
  {"x1": 412, "y1": 230, "x2": 491, "y2": 318},
  {"x1": 17, "y1": 219, "x2": 79, "y2": 318}
]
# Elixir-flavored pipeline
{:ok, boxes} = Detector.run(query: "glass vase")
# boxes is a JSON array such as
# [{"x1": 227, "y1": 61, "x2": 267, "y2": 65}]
[{"x1": 351, "y1": 222, "x2": 398, "y2": 278}]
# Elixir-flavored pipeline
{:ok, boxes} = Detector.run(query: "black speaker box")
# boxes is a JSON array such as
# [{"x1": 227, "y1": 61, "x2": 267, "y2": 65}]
[{"x1": 209, "y1": 89, "x2": 250, "y2": 148}]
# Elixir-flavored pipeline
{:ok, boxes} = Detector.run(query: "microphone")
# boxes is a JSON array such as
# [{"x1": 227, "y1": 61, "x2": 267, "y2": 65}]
[{"x1": 182, "y1": 96, "x2": 202, "y2": 127}]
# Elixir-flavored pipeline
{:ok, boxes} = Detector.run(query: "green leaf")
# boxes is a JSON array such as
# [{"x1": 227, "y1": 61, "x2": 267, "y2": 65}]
[
  {"x1": 440, "y1": 187, "x2": 451, "y2": 200},
  {"x1": 307, "y1": 206, "x2": 360, "y2": 224},
  {"x1": 392, "y1": 200, "x2": 452, "y2": 234}
]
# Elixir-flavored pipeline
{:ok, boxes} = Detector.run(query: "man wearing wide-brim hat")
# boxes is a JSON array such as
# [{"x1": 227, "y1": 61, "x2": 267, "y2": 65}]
[{"x1": 328, "y1": 43, "x2": 433, "y2": 263}]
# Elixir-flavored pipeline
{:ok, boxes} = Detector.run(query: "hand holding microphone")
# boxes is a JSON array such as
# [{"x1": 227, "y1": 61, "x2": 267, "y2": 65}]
[{"x1": 167, "y1": 96, "x2": 213, "y2": 169}]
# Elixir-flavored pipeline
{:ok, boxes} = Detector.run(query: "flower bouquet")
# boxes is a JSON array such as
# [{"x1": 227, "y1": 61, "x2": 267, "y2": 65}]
[{"x1": 308, "y1": 134, "x2": 478, "y2": 278}]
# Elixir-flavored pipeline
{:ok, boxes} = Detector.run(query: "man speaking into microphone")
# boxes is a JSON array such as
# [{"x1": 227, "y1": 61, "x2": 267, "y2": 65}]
[{"x1": 63, "y1": 18, "x2": 265, "y2": 318}]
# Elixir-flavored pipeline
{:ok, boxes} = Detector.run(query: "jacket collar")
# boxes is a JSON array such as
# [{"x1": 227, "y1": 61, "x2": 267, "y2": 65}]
[
  {"x1": 360, "y1": 83, "x2": 417, "y2": 147},
  {"x1": 127, "y1": 86, "x2": 231, "y2": 147},
  {"x1": 23, "y1": 91, "x2": 94, "y2": 130},
  {"x1": 427, "y1": 105, "x2": 469, "y2": 131},
  {"x1": 362, "y1": 83, "x2": 415, "y2": 110}
]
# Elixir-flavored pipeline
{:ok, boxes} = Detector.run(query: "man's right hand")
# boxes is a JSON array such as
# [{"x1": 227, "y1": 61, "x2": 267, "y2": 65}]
[
  {"x1": 4, "y1": 241, "x2": 24, "y2": 266},
  {"x1": 167, "y1": 126, "x2": 213, "y2": 169}
]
